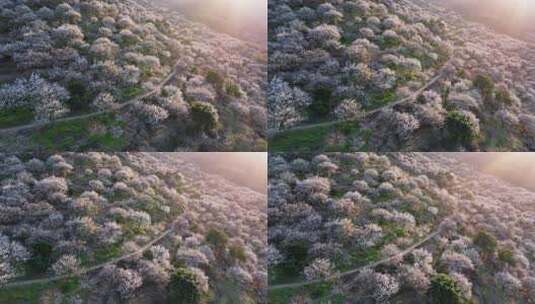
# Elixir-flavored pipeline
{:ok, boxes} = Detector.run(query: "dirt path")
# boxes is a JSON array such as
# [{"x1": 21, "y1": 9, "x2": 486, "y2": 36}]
[
  {"x1": 272, "y1": 60, "x2": 451, "y2": 135},
  {"x1": 0, "y1": 63, "x2": 181, "y2": 135},
  {"x1": 3, "y1": 220, "x2": 179, "y2": 289},
  {"x1": 269, "y1": 228, "x2": 442, "y2": 291}
]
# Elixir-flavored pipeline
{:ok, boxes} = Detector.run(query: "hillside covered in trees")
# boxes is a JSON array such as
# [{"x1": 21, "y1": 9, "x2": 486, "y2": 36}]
[
  {"x1": 268, "y1": 153, "x2": 535, "y2": 303},
  {"x1": 268, "y1": 0, "x2": 535, "y2": 152},
  {"x1": 0, "y1": 152, "x2": 267, "y2": 303},
  {"x1": 0, "y1": 0, "x2": 267, "y2": 152}
]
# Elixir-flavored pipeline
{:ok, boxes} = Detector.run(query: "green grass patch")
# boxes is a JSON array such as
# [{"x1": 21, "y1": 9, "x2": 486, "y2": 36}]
[
  {"x1": 118, "y1": 84, "x2": 144, "y2": 100},
  {"x1": 348, "y1": 246, "x2": 381, "y2": 268},
  {"x1": 0, "y1": 277, "x2": 83, "y2": 304},
  {"x1": 269, "y1": 265, "x2": 303, "y2": 286},
  {"x1": 367, "y1": 90, "x2": 397, "y2": 109},
  {"x1": 269, "y1": 287, "x2": 300, "y2": 304},
  {"x1": 0, "y1": 282, "x2": 51, "y2": 303},
  {"x1": 0, "y1": 106, "x2": 34, "y2": 128},
  {"x1": 58, "y1": 277, "x2": 80, "y2": 293},
  {"x1": 330, "y1": 188, "x2": 346, "y2": 198},
  {"x1": 80, "y1": 243, "x2": 122, "y2": 266},
  {"x1": 269, "y1": 124, "x2": 331, "y2": 152},
  {"x1": 268, "y1": 282, "x2": 342, "y2": 304},
  {"x1": 32, "y1": 113, "x2": 126, "y2": 152}
]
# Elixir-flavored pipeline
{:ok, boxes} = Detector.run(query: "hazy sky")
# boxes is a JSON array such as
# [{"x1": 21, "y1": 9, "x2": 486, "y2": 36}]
[
  {"x1": 158, "y1": 0, "x2": 267, "y2": 44},
  {"x1": 454, "y1": 153, "x2": 535, "y2": 192},
  {"x1": 178, "y1": 153, "x2": 267, "y2": 194},
  {"x1": 440, "y1": 0, "x2": 535, "y2": 35}
]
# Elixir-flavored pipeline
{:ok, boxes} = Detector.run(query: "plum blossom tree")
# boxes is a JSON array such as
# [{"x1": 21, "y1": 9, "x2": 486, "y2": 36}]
[
  {"x1": 354, "y1": 268, "x2": 400, "y2": 303},
  {"x1": 0, "y1": 73, "x2": 70, "y2": 121},
  {"x1": 113, "y1": 267, "x2": 143, "y2": 299},
  {"x1": 268, "y1": 77, "x2": 312, "y2": 131},
  {"x1": 52, "y1": 255, "x2": 80, "y2": 275},
  {"x1": 334, "y1": 99, "x2": 363, "y2": 120},
  {"x1": 304, "y1": 258, "x2": 334, "y2": 281}
]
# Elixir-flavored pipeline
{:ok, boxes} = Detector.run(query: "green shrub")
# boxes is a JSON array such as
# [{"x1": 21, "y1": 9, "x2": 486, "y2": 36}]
[
  {"x1": 473, "y1": 74, "x2": 494, "y2": 98},
  {"x1": 428, "y1": 273, "x2": 465, "y2": 304},
  {"x1": 27, "y1": 241, "x2": 54, "y2": 274},
  {"x1": 283, "y1": 240, "x2": 309, "y2": 273},
  {"x1": 205, "y1": 227, "x2": 229, "y2": 249},
  {"x1": 445, "y1": 111, "x2": 479, "y2": 145},
  {"x1": 474, "y1": 230, "x2": 497, "y2": 255},
  {"x1": 167, "y1": 268, "x2": 205, "y2": 304},
  {"x1": 225, "y1": 81, "x2": 243, "y2": 98},
  {"x1": 229, "y1": 244, "x2": 247, "y2": 263},
  {"x1": 66, "y1": 79, "x2": 92, "y2": 112},
  {"x1": 190, "y1": 101, "x2": 220, "y2": 133},
  {"x1": 310, "y1": 87, "x2": 333, "y2": 118},
  {"x1": 206, "y1": 70, "x2": 224, "y2": 90},
  {"x1": 498, "y1": 248, "x2": 516, "y2": 266},
  {"x1": 495, "y1": 86, "x2": 514, "y2": 106}
]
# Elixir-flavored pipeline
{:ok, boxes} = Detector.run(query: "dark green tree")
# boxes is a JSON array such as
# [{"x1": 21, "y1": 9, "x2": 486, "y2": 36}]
[
  {"x1": 474, "y1": 230, "x2": 497, "y2": 256},
  {"x1": 225, "y1": 81, "x2": 243, "y2": 98},
  {"x1": 473, "y1": 74, "x2": 494, "y2": 98},
  {"x1": 310, "y1": 87, "x2": 333, "y2": 118},
  {"x1": 190, "y1": 101, "x2": 220, "y2": 133},
  {"x1": 205, "y1": 227, "x2": 229, "y2": 249},
  {"x1": 495, "y1": 86, "x2": 514, "y2": 106},
  {"x1": 428, "y1": 273, "x2": 465, "y2": 304},
  {"x1": 66, "y1": 79, "x2": 92, "y2": 112},
  {"x1": 28, "y1": 241, "x2": 53, "y2": 274},
  {"x1": 229, "y1": 244, "x2": 247, "y2": 263},
  {"x1": 445, "y1": 111, "x2": 479, "y2": 146},
  {"x1": 498, "y1": 248, "x2": 516, "y2": 266},
  {"x1": 205, "y1": 70, "x2": 224, "y2": 90},
  {"x1": 167, "y1": 268, "x2": 204, "y2": 304}
]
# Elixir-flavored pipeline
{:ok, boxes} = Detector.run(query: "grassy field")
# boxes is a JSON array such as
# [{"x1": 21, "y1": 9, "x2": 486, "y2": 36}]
[
  {"x1": 31, "y1": 113, "x2": 127, "y2": 152},
  {"x1": 269, "y1": 121, "x2": 367, "y2": 152},
  {"x1": 268, "y1": 282, "x2": 346, "y2": 304},
  {"x1": 0, "y1": 107, "x2": 34, "y2": 128},
  {"x1": 0, "y1": 277, "x2": 83, "y2": 304}
]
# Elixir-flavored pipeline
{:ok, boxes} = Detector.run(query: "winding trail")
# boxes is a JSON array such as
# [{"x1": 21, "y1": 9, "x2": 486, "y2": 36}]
[
  {"x1": 269, "y1": 228, "x2": 442, "y2": 291},
  {"x1": 271, "y1": 59, "x2": 452, "y2": 135},
  {"x1": 3, "y1": 220, "x2": 179, "y2": 289},
  {"x1": 0, "y1": 62, "x2": 182, "y2": 135}
]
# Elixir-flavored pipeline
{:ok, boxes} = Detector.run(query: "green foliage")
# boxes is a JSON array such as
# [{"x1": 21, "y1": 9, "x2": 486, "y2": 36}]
[
  {"x1": 269, "y1": 124, "x2": 331, "y2": 152},
  {"x1": 282, "y1": 240, "x2": 309, "y2": 273},
  {"x1": 85, "y1": 243, "x2": 122, "y2": 266},
  {"x1": 205, "y1": 228, "x2": 229, "y2": 249},
  {"x1": 335, "y1": 121, "x2": 360, "y2": 136},
  {"x1": 473, "y1": 74, "x2": 494, "y2": 98},
  {"x1": 340, "y1": 35, "x2": 353, "y2": 46},
  {"x1": 495, "y1": 86, "x2": 514, "y2": 106},
  {"x1": 368, "y1": 89, "x2": 396, "y2": 109},
  {"x1": 190, "y1": 101, "x2": 220, "y2": 133},
  {"x1": 0, "y1": 282, "x2": 51, "y2": 303},
  {"x1": 0, "y1": 16, "x2": 12, "y2": 33},
  {"x1": 380, "y1": 35, "x2": 401, "y2": 49},
  {"x1": 445, "y1": 111, "x2": 479, "y2": 145},
  {"x1": 310, "y1": 87, "x2": 333, "y2": 118},
  {"x1": 225, "y1": 81, "x2": 243, "y2": 98},
  {"x1": 206, "y1": 70, "x2": 224, "y2": 90},
  {"x1": 27, "y1": 241, "x2": 53, "y2": 274},
  {"x1": 0, "y1": 106, "x2": 34, "y2": 128},
  {"x1": 66, "y1": 79, "x2": 93, "y2": 112},
  {"x1": 168, "y1": 268, "x2": 204, "y2": 304},
  {"x1": 31, "y1": 113, "x2": 126, "y2": 152},
  {"x1": 428, "y1": 273, "x2": 465, "y2": 304},
  {"x1": 498, "y1": 248, "x2": 516, "y2": 266},
  {"x1": 119, "y1": 84, "x2": 143, "y2": 100},
  {"x1": 229, "y1": 244, "x2": 247, "y2": 263},
  {"x1": 474, "y1": 230, "x2": 497, "y2": 255}
]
